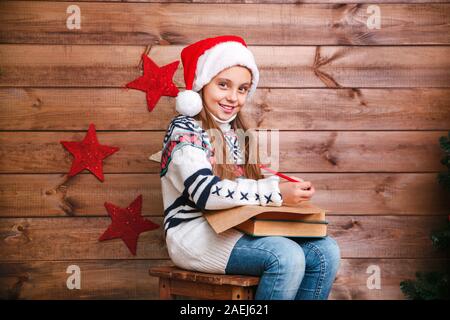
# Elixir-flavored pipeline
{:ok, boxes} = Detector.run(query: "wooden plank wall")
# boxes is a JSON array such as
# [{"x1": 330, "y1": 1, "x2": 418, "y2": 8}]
[{"x1": 0, "y1": 0, "x2": 449, "y2": 300}]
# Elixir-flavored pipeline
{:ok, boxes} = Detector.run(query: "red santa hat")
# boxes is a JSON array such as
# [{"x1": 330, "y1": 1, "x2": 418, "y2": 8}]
[{"x1": 176, "y1": 35, "x2": 259, "y2": 117}]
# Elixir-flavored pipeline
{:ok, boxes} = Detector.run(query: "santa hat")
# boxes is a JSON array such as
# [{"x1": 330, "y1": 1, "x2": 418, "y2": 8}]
[{"x1": 176, "y1": 35, "x2": 259, "y2": 117}]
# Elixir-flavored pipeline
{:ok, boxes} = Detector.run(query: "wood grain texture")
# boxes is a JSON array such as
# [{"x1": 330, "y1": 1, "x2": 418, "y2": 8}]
[
  {"x1": 0, "y1": 131, "x2": 447, "y2": 173},
  {"x1": 0, "y1": 216, "x2": 447, "y2": 260},
  {"x1": 0, "y1": 258, "x2": 447, "y2": 300},
  {"x1": 1, "y1": 0, "x2": 449, "y2": 300},
  {"x1": 1, "y1": 45, "x2": 450, "y2": 88},
  {"x1": 0, "y1": 259, "x2": 173, "y2": 300},
  {"x1": 19, "y1": 0, "x2": 450, "y2": 3},
  {"x1": 149, "y1": 266, "x2": 260, "y2": 286},
  {"x1": 1, "y1": 2, "x2": 450, "y2": 45},
  {"x1": 21, "y1": 0, "x2": 450, "y2": 3},
  {"x1": 330, "y1": 258, "x2": 448, "y2": 300},
  {"x1": 1, "y1": 173, "x2": 449, "y2": 217},
  {"x1": 1, "y1": 88, "x2": 450, "y2": 131}
]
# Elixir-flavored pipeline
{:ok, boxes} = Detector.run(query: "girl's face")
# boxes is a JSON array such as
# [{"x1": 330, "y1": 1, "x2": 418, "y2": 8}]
[{"x1": 202, "y1": 66, "x2": 252, "y2": 121}]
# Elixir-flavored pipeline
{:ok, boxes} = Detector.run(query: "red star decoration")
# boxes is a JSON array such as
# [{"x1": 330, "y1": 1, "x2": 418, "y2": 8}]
[
  {"x1": 98, "y1": 194, "x2": 159, "y2": 256},
  {"x1": 125, "y1": 53, "x2": 180, "y2": 112},
  {"x1": 60, "y1": 123, "x2": 119, "y2": 182}
]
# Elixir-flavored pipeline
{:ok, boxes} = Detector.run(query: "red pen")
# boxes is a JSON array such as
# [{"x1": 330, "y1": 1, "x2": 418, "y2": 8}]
[{"x1": 259, "y1": 164, "x2": 311, "y2": 190}]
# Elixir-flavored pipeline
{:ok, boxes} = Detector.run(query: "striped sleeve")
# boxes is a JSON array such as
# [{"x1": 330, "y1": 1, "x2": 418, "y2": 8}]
[{"x1": 165, "y1": 142, "x2": 283, "y2": 210}]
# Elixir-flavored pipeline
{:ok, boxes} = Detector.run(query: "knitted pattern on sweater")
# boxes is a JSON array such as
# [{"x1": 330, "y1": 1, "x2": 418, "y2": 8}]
[{"x1": 160, "y1": 115, "x2": 283, "y2": 273}]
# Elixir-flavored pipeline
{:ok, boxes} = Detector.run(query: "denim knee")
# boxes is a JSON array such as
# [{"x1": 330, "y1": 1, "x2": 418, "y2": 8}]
[
  {"x1": 324, "y1": 236, "x2": 341, "y2": 268},
  {"x1": 311, "y1": 236, "x2": 341, "y2": 273},
  {"x1": 264, "y1": 237, "x2": 306, "y2": 278}
]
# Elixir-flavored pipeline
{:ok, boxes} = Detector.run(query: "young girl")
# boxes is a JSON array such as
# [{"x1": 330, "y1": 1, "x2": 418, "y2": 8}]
[{"x1": 160, "y1": 35, "x2": 340, "y2": 300}]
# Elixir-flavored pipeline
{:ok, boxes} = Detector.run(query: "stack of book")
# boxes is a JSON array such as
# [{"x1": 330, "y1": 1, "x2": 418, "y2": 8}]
[
  {"x1": 203, "y1": 202, "x2": 328, "y2": 238},
  {"x1": 235, "y1": 210, "x2": 327, "y2": 238}
]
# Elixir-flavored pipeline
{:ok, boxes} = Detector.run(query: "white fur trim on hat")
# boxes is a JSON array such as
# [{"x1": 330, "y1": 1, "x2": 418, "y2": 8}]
[
  {"x1": 193, "y1": 41, "x2": 259, "y2": 100},
  {"x1": 175, "y1": 90, "x2": 203, "y2": 117}
]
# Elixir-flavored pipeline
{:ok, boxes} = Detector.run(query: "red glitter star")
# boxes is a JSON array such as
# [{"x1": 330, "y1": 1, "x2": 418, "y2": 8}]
[
  {"x1": 60, "y1": 123, "x2": 119, "y2": 182},
  {"x1": 126, "y1": 53, "x2": 180, "y2": 112},
  {"x1": 98, "y1": 194, "x2": 159, "y2": 256}
]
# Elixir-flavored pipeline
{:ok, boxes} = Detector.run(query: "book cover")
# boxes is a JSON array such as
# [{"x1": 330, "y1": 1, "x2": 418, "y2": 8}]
[
  {"x1": 203, "y1": 201, "x2": 328, "y2": 234},
  {"x1": 235, "y1": 218, "x2": 328, "y2": 238}
]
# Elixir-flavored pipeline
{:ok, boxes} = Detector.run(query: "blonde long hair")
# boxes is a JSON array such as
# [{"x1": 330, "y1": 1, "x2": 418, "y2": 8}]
[{"x1": 193, "y1": 92, "x2": 264, "y2": 181}]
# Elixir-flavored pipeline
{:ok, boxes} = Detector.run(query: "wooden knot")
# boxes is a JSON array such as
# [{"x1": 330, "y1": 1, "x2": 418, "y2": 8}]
[
  {"x1": 324, "y1": 152, "x2": 338, "y2": 166},
  {"x1": 13, "y1": 224, "x2": 25, "y2": 233},
  {"x1": 4, "y1": 223, "x2": 30, "y2": 245},
  {"x1": 342, "y1": 218, "x2": 359, "y2": 230},
  {"x1": 45, "y1": 189, "x2": 55, "y2": 195},
  {"x1": 32, "y1": 98, "x2": 42, "y2": 109},
  {"x1": 44, "y1": 180, "x2": 75, "y2": 216},
  {"x1": 259, "y1": 102, "x2": 272, "y2": 112},
  {"x1": 332, "y1": 22, "x2": 342, "y2": 29},
  {"x1": 9, "y1": 274, "x2": 30, "y2": 299}
]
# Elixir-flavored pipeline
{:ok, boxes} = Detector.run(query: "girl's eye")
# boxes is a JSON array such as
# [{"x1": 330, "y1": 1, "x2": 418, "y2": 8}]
[{"x1": 218, "y1": 82, "x2": 248, "y2": 92}]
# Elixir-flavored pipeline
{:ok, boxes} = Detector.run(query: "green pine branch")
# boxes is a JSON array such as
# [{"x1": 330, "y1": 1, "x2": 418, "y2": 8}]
[
  {"x1": 400, "y1": 131, "x2": 450, "y2": 300},
  {"x1": 400, "y1": 272, "x2": 450, "y2": 300},
  {"x1": 431, "y1": 222, "x2": 450, "y2": 250},
  {"x1": 438, "y1": 132, "x2": 450, "y2": 190}
]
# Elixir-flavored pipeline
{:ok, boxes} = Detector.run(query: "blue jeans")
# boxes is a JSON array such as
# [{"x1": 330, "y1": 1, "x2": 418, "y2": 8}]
[{"x1": 225, "y1": 235, "x2": 341, "y2": 300}]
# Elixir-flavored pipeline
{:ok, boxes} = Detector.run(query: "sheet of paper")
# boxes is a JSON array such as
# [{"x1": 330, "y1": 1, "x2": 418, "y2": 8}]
[{"x1": 203, "y1": 201, "x2": 328, "y2": 234}]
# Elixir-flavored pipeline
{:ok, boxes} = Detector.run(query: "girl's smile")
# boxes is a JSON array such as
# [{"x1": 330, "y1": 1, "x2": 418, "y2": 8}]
[
  {"x1": 218, "y1": 103, "x2": 237, "y2": 114},
  {"x1": 202, "y1": 66, "x2": 252, "y2": 121}
]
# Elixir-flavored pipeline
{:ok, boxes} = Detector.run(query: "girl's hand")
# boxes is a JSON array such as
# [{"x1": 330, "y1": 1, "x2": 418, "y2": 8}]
[{"x1": 279, "y1": 176, "x2": 315, "y2": 206}]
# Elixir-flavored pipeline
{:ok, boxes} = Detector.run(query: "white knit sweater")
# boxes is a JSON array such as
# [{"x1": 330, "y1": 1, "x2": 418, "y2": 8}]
[{"x1": 160, "y1": 115, "x2": 283, "y2": 274}]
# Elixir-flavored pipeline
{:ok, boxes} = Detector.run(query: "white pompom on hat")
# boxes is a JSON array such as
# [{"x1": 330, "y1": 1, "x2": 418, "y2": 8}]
[
  {"x1": 175, "y1": 90, "x2": 203, "y2": 117},
  {"x1": 176, "y1": 35, "x2": 259, "y2": 117}
]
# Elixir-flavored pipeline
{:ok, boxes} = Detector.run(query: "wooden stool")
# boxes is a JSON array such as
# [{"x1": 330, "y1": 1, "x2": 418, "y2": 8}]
[{"x1": 149, "y1": 266, "x2": 260, "y2": 300}]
